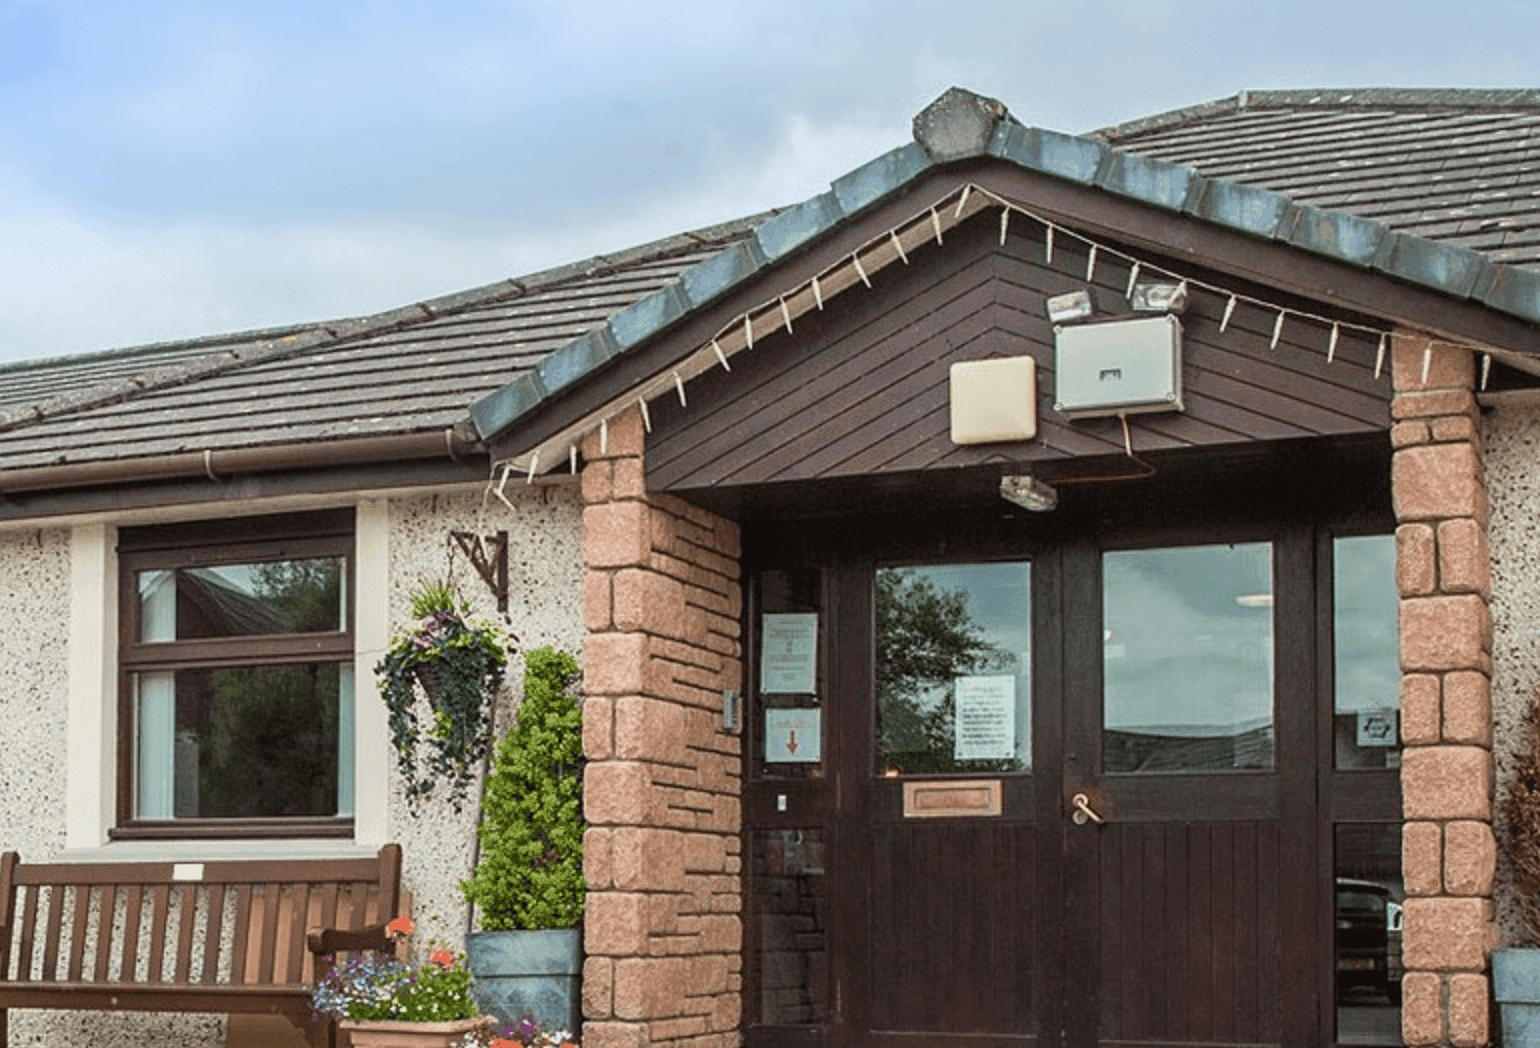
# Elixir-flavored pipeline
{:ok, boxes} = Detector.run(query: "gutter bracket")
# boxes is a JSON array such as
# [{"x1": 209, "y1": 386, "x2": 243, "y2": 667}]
[{"x1": 451, "y1": 530, "x2": 509, "y2": 617}]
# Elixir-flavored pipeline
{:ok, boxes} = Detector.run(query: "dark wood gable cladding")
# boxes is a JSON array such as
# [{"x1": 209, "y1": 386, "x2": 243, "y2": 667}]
[{"x1": 645, "y1": 195, "x2": 1392, "y2": 501}]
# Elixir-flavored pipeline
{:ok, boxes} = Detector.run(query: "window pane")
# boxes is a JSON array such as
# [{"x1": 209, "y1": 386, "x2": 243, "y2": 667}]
[
  {"x1": 1335, "y1": 536, "x2": 1400, "y2": 769},
  {"x1": 753, "y1": 828, "x2": 827, "y2": 1025},
  {"x1": 875, "y1": 563, "x2": 1031, "y2": 776},
  {"x1": 133, "y1": 662, "x2": 350, "y2": 818},
  {"x1": 1103, "y1": 544, "x2": 1274, "y2": 773},
  {"x1": 138, "y1": 558, "x2": 345, "y2": 642},
  {"x1": 1336, "y1": 824, "x2": 1403, "y2": 1043}
]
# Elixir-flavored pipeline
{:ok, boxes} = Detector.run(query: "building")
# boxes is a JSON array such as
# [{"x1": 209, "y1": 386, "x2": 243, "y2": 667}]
[{"x1": 4, "y1": 87, "x2": 1540, "y2": 1048}]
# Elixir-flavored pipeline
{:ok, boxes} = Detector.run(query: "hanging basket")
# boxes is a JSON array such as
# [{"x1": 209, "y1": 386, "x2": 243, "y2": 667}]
[{"x1": 413, "y1": 662, "x2": 444, "y2": 701}]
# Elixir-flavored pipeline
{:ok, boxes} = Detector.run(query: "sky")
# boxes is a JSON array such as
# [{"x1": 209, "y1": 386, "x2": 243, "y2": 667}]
[{"x1": 2, "y1": 0, "x2": 1539, "y2": 365}]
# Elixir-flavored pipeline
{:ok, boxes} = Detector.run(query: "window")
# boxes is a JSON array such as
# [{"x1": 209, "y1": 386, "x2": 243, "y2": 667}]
[{"x1": 115, "y1": 509, "x2": 355, "y2": 838}]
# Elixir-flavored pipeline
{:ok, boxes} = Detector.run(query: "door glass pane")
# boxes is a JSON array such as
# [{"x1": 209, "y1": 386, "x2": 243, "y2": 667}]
[
  {"x1": 1334, "y1": 535, "x2": 1400, "y2": 769},
  {"x1": 1103, "y1": 543, "x2": 1274, "y2": 773},
  {"x1": 875, "y1": 562, "x2": 1031, "y2": 775},
  {"x1": 1336, "y1": 824, "x2": 1403, "y2": 1043},
  {"x1": 755, "y1": 568, "x2": 824, "y2": 780},
  {"x1": 753, "y1": 828, "x2": 828, "y2": 1025}
]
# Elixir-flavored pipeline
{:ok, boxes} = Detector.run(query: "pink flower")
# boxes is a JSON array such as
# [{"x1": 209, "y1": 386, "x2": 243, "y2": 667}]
[
  {"x1": 429, "y1": 948, "x2": 456, "y2": 969},
  {"x1": 385, "y1": 915, "x2": 414, "y2": 938}
]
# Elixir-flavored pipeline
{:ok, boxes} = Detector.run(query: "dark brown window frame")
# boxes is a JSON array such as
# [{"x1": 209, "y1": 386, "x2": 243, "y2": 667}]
[{"x1": 114, "y1": 509, "x2": 357, "y2": 840}]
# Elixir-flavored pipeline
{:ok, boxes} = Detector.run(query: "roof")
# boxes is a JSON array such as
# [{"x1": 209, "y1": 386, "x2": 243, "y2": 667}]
[
  {"x1": 1093, "y1": 89, "x2": 1540, "y2": 269},
  {"x1": 6, "y1": 86, "x2": 1540, "y2": 498}
]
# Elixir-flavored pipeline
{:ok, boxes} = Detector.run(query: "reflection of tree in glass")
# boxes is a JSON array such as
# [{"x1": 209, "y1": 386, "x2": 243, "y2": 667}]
[
  {"x1": 876, "y1": 569, "x2": 1014, "y2": 774},
  {"x1": 194, "y1": 560, "x2": 344, "y2": 817}
]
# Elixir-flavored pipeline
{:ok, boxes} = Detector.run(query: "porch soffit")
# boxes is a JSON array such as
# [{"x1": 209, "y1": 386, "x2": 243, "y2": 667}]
[{"x1": 477, "y1": 89, "x2": 1540, "y2": 485}]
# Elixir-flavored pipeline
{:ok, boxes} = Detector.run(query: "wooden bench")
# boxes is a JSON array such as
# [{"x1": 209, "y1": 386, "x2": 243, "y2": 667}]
[{"x1": 0, "y1": 843, "x2": 402, "y2": 1047}]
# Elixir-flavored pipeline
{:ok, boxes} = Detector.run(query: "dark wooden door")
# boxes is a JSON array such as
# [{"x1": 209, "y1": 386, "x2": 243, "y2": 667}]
[{"x1": 745, "y1": 523, "x2": 1327, "y2": 1048}]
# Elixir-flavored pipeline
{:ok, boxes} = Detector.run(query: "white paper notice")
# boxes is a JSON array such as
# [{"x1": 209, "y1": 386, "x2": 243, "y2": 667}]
[
  {"x1": 760, "y1": 613, "x2": 818, "y2": 694},
  {"x1": 954, "y1": 675, "x2": 1016, "y2": 761},
  {"x1": 765, "y1": 708, "x2": 822, "y2": 763}
]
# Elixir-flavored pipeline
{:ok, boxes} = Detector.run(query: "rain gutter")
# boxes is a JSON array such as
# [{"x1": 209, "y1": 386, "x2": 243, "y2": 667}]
[{"x1": 0, "y1": 428, "x2": 483, "y2": 495}]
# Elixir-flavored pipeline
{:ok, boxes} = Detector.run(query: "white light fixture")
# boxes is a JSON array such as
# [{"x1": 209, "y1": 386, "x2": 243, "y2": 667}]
[
  {"x1": 1045, "y1": 290, "x2": 1094, "y2": 324},
  {"x1": 1130, "y1": 281, "x2": 1189, "y2": 314},
  {"x1": 1000, "y1": 474, "x2": 1058, "y2": 512}
]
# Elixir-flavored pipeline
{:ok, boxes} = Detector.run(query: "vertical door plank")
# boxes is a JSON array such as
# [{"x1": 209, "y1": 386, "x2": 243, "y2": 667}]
[
  {"x1": 1140, "y1": 824, "x2": 1166, "y2": 1037},
  {"x1": 1163, "y1": 823, "x2": 1190, "y2": 1042},
  {"x1": 1258, "y1": 822, "x2": 1284, "y2": 1041},
  {"x1": 1233, "y1": 821, "x2": 1261, "y2": 1042},
  {"x1": 1186, "y1": 823, "x2": 1214, "y2": 1040},
  {"x1": 1210, "y1": 822, "x2": 1235, "y2": 1042}
]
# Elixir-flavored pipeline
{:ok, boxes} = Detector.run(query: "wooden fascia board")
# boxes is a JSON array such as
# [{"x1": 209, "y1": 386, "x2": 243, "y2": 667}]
[{"x1": 969, "y1": 165, "x2": 1540, "y2": 356}]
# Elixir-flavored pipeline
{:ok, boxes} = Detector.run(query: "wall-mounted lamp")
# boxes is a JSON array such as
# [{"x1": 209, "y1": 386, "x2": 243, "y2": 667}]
[
  {"x1": 1000, "y1": 474, "x2": 1058, "y2": 512},
  {"x1": 1045, "y1": 290, "x2": 1094, "y2": 325},
  {"x1": 1129, "y1": 281, "x2": 1189, "y2": 314}
]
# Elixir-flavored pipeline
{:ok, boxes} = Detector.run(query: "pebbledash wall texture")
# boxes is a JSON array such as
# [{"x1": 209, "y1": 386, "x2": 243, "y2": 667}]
[{"x1": 578, "y1": 406, "x2": 745, "y2": 1048}]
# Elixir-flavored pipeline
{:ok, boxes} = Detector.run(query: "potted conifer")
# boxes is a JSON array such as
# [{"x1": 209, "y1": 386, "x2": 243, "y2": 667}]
[
  {"x1": 461, "y1": 646, "x2": 585, "y2": 1032},
  {"x1": 1497, "y1": 694, "x2": 1540, "y2": 1048}
]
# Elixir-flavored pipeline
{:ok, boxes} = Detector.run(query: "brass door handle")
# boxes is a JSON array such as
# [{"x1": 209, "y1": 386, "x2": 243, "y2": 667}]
[{"x1": 1071, "y1": 793, "x2": 1105, "y2": 826}]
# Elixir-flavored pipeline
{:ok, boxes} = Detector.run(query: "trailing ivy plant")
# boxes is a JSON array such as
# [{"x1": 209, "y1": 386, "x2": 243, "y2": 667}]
[
  {"x1": 461, "y1": 646, "x2": 584, "y2": 930},
  {"x1": 376, "y1": 582, "x2": 510, "y2": 812}
]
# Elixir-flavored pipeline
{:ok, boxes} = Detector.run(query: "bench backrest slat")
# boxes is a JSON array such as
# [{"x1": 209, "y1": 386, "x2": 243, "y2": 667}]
[
  {"x1": 174, "y1": 884, "x2": 198, "y2": 983},
  {"x1": 119, "y1": 884, "x2": 143, "y2": 982},
  {"x1": 15, "y1": 886, "x2": 38, "y2": 980},
  {"x1": 228, "y1": 884, "x2": 252, "y2": 987},
  {"x1": 256, "y1": 882, "x2": 282, "y2": 986},
  {"x1": 93, "y1": 884, "x2": 116, "y2": 982},
  {"x1": 67, "y1": 885, "x2": 89, "y2": 980},
  {"x1": 148, "y1": 884, "x2": 172, "y2": 984},
  {"x1": 40, "y1": 884, "x2": 64, "y2": 982},
  {"x1": 0, "y1": 852, "x2": 14, "y2": 980},
  {"x1": 201, "y1": 884, "x2": 225, "y2": 985}
]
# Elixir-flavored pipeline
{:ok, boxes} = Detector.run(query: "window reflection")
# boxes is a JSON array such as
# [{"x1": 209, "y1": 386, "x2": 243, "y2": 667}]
[
  {"x1": 875, "y1": 563, "x2": 1031, "y2": 775},
  {"x1": 1334, "y1": 536, "x2": 1400, "y2": 769},
  {"x1": 1336, "y1": 824, "x2": 1403, "y2": 1044},
  {"x1": 1103, "y1": 544, "x2": 1274, "y2": 773}
]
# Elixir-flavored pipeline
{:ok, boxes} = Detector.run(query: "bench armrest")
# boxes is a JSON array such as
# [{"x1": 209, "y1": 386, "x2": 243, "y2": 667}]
[{"x1": 306, "y1": 923, "x2": 393, "y2": 957}]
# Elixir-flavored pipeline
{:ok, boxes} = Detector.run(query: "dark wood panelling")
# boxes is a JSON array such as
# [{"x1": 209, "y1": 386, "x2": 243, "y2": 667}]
[{"x1": 648, "y1": 207, "x2": 1391, "y2": 496}]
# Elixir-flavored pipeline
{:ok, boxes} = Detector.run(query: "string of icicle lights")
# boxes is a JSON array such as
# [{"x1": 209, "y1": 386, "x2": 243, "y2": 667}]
[{"x1": 486, "y1": 180, "x2": 1504, "y2": 505}]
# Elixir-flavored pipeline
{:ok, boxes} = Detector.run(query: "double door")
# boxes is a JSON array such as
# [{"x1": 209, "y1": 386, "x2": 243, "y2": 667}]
[{"x1": 744, "y1": 517, "x2": 1400, "y2": 1048}]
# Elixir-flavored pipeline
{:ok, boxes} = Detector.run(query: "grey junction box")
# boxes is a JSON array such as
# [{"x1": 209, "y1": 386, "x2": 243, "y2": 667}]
[{"x1": 1053, "y1": 314, "x2": 1184, "y2": 419}]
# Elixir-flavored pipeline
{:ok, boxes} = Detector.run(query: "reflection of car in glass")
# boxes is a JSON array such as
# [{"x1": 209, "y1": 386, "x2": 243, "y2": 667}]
[{"x1": 1336, "y1": 878, "x2": 1403, "y2": 1002}]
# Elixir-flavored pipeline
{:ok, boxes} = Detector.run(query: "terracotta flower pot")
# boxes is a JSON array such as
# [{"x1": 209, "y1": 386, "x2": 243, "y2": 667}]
[{"x1": 339, "y1": 1014, "x2": 493, "y2": 1047}]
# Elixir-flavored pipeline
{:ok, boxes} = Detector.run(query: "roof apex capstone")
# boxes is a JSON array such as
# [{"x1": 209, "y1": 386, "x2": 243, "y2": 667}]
[{"x1": 913, "y1": 87, "x2": 1011, "y2": 162}]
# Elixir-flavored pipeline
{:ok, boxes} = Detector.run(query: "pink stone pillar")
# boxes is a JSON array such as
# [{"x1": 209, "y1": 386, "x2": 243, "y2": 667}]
[
  {"x1": 578, "y1": 406, "x2": 745, "y2": 1048},
  {"x1": 1392, "y1": 334, "x2": 1496, "y2": 1048}
]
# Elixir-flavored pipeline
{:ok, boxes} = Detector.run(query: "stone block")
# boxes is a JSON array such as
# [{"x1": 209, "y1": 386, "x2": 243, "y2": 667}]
[
  {"x1": 1401, "y1": 971, "x2": 1443, "y2": 1045},
  {"x1": 612, "y1": 826, "x2": 688, "y2": 892},
  {"x1": 612, "y1": 457, "x2": 647, "y2": 499},
  {"x1": 1393, "y1": 442, "x2": 1484, "y2": 521},
  {"x1": 1433, "y1": 414, "x2": 1479, "y2": 444},
  {"x1": 584, "y1": 697, "x2": 615, "y2": 761},
  {"x1": 1404, "y1": 820, "x2": 1443, "y2": 896},
  {"x1": 1394, "y1": 337, "x2": 1475, "y2": 391},
  {"x1": 586, "y1": 893, "x2": 650, "y2": 956},
  {"x1": 578, "y1": 407, "x2": 647, "y2": 461},
  {"x1": 585, "y1": 826, "x2": 614, "y2": 890},
  {"x1": 585, "y1": 761, "x2": 653, "y2": 825},
  {"x1": 1438, "y1": 518, "x2": 1492, "y2": 598},
  {"x1": 615, "y1": 695, "x2": 688, "y2": 764},
  {"x1": 613, "y1": 569, "x2": 688, "y2": 638},
  {"x1": 1445, "y1": 821, "x2": 1497, "y2": 896},
  {"x1": 1400, "y1": 595, "x2": 1490, "y2": 672},
  {"x1": 613, "y1": 957, "x2": 689, "y2": 1020},
  {"x1": 1392, "y1": 420, "x2": 1432, "y2": 448},
  {"x1": 583, "y1": 572, "x2": 613, "y2": 632},
  {"x1": 1392, "y1": 388, "x2": 1479, "y2": 420},
  {"x1": 580, "y1": 1021, "x2": 647, "y2": 1048},
  {"x1": 1443, "y1": 670, "x2": 1492, "y2": 746},
  {"x1": 1402, "y1": 674, "x2": 1442, "y2": 745},
  {"x1": 1449, "y1": 972, "x2": 1490, "y2": 1047},
  {"x1": 583, "y1": 956, "x2": 615, "y2": 1019},
  {"x1": 1397, "y1": 523, "x2": 1437, "y2": 597},
  {"x1": 585, "y1": 633, "x2": 649, "y2": 696},
  {"x1": 1402, "y1": 746, "x2": 1492, "y2": 821},
  {"x1": 1402, "y1": 896, "x2": 1490, "y2": 970},
  {"x1": 584, "y1": 502, "x2": 652, "y2": 569},
  {"x1": 581, "y1": 460, "x2": 613, "y2": 505}
]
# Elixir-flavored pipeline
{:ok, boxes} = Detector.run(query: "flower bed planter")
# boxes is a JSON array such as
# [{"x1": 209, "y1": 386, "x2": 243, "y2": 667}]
[
  {"x1": 340, "y1": 1014, "x2": 494, "y2": 1047},
  {"x1": 467, "y1": 928, "x2": 582, "y2": 1032}
]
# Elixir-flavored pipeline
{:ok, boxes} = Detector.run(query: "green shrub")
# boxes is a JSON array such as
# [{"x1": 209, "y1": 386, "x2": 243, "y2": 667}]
[{"x1": 461, "y1": 646, "x2": 584, "y2": 930}]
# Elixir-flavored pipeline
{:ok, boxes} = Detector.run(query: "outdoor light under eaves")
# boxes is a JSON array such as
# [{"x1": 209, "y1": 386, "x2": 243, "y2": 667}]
[
  {"x1": 1045, "y1": 290, "x2": 1095, "y2": 325},
  {"x1": 1000, "y1": 474, "x2": 1058, "y2": 512}
]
